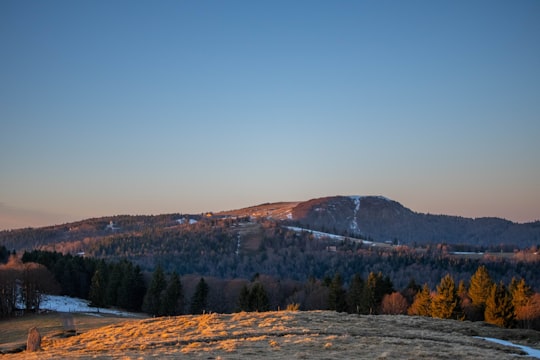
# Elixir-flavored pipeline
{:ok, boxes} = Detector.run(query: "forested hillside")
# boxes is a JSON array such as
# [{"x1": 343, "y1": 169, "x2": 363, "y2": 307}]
[
  {"x1": 2, "y1": 216, "x2": 538, "y2": 292},
  {"x1": 286, "y1": 196, "x2": 540, "y2": 247}
]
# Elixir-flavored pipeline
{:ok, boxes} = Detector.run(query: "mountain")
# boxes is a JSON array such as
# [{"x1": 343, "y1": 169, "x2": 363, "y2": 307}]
[
  {"x1": 2, "y1": 195, "x2": 539, "y2": 292},
  {"x1": 221, "y1": 195, "x2": 540, "y2": 248},
  {"x1": 1, "y1": 195, "x2": 539, "y2": 252}
]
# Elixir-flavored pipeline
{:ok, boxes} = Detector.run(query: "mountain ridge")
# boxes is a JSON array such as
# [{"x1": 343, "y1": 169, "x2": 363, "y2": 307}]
[{"x1": 1, "y1": 195, "x2": 539, "y2": 249}]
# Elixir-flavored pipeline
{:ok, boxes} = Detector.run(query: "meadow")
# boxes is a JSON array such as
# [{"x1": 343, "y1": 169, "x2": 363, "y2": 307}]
[{"x1": 1, "y1": 310, "x2": 539, "y2": 359}]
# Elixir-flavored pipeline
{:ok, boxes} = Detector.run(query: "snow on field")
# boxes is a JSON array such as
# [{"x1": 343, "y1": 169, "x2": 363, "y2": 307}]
[
  {"x1": 478, "y1": 337, "x2": 540, "y2": 358},
  {"x1": 40, "y1": 295, "x2": 142, "y2": 317}
]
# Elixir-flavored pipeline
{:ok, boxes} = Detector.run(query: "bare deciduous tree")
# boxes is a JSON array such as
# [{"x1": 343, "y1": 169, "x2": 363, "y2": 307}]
[{"x1": 381, "y1": 292, "x2": 409, "y2": 315}]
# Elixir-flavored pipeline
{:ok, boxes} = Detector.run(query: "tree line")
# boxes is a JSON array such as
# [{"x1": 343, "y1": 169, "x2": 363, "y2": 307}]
[
  {"x1": 406, "y1": 266, "x2": 540, "y2": 329},
  {"x1": 4, "y1": 249, "x2": 540, "y2": 330},
  {"x1": 0, "y1": 255, "x2": 59, "y2": 317}
]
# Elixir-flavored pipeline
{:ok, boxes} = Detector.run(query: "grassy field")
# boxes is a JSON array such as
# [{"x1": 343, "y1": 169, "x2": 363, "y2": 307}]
[
  {"x1": 1, "y1": 310, "x2": 539, "y2": 359},
  {"x1": 0, "y1": 312, "x2": 145, "y2": 354}
]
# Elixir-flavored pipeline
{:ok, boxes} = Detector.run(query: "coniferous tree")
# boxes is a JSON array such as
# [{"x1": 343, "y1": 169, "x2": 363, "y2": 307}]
[
  {"x1": 362, "y1": 272, "x2": 393, "y2": 314},
  {"x1": 457, "y1": 280, "x2": 467, "y2": 299},
  {"x1": 485, "y1": 282, "x2": 515, "y2": 328},
  {"x1": 510, "y1": 277, "x2": 534, "y2": 328},
  {"x1": 238, "y1": 284, "x2": 251, "y2": 311},
  {"x1": 328, "y1": 273, "x2": 347, "y2": 312},
  {"x1": 468, "y1": 265, "x2": 493, "y2": 320},
  {"x1": 347, "y1": 273, "x2": 364, "y2": 314},
  {"x1": 457, "y1": 279, "x2": 476, "y2": 321},
  {"x1": 510, "y1": 278, "x2": 533, "y2": 314},
  {"x1": 117, "y1": 261, "x2": 146, "y2": 312},
  {"x1": 190, "y1": 277, "x2": 209, "y2": 314},
  {"x1": 89, "y1": 269, "x2": 106, "y2": 308},
  {"x1": 248, "y1": 283, "x2": 270, "y2": 312},
  {"x1": 408, "y1": 284, "x2": 432, "y2": 317},
  {"x1": 142, "y1": 265, "x2": 166, "y2": 316},
  {"x1": 105, "y1": 263, "x2": 123, "y2": 306},
  {"x1": 132, "y1": 265, "x2": 147, "y2": 312},
  {"x1": 431, "y1": 274, "x2": 462, "y2": 320},
  {"x1": 160, "y1": 272, "x2": 183, "y2": 316},
  {"x1": 117, "y1": 261, "x2": 136, "y2": 310},
  {"x1": 402, "y1": 278, "x2": 421, "y2": 305}
]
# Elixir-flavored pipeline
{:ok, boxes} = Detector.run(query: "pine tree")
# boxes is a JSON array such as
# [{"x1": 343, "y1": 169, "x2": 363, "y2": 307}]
[
  {"x1": 510, "y1": 278, "x2": 533, "y2": 313},
  {"x1": 190, "y1": 277, "x2": 209, "y2": 314},
  {"x1": 160, "y1": 272, "x2": 183, "y2": 316},
  {"x1": 362, "y1": 272, "x2": 393, "y2": 314},
  {"x1": 132, "y1": 265, "x2": 147, "y2": 312},
  {"x1": 510, "y1": 277, "x2": 534, "y2": 328},
  {"x1": 117, "y1": 261, "x2": 136, "y2": 310},
  {"x1": 347, "y1": 273, "x2": 364, "y2": 314},
  {"x1": 105, "y1": 263, "x2": 123, "y2": 306},
  {"x1": 89, "y1": 269, "x2": 106, "y2": 309},
  {"x1": 431, "y1": 274, "x2": 461, "y2": 320},
  {"x1": 402, "y1": 278, "x2": 421, "y2": 305},
  {"x1": 485, "y1": 282, "x2": 515, "y2": 328},
  {"x1": 142, "y1": 265, "x2": 166, "y2": 316},
  {"x1": 238, "y1": 284, "x2": 251, "y2": 311},
  {"x1": 468, "y1": 265, "x2": 493, "y2": 320},
  {"x1": 248, "y1": 283, "x2": 270, "y2": 312},
  {"x1": 328, "y1": 273, "x2": 347, "y2": 312},
  {"x1": 408, "y1": 284, "x2": 432, "y2": 317}
]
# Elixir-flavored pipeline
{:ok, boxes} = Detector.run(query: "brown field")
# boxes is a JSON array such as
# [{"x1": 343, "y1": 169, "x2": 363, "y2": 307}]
[{"x1": 1, "y1": 311, "x2": 539, "y2": 359}]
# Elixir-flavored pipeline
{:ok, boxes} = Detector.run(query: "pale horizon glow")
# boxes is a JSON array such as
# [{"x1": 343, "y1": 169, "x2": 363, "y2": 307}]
[{"x1": 1, "y1": 0, "x2": 539, "y2": 231}]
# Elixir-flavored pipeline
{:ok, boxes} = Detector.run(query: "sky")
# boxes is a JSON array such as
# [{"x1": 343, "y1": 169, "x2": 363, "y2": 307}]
[{"x1": 1, "y1": 0, "x2": 539, "y2": 230}]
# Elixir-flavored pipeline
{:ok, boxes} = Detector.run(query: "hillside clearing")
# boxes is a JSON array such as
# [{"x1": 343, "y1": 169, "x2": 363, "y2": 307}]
[{"x1": 2, "y1": 311, "x2": 539, "y2": 359}]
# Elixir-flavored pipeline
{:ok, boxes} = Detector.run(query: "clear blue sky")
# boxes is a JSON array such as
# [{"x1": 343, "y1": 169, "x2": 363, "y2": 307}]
[{"x1": 1, "y1": 0, "x2": 539, "y2": 230}]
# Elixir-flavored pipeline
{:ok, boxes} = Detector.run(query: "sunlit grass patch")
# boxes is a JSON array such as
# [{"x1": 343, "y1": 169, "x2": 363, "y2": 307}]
[
  {"x1": 217, "y1": 338, "x2": 238, "y2": 352},
  {"x1": 268, "y1": 339, "x2": 280, "y2": 348},
  {"x1": 180, "y1": 341, "x2": 205, "y2": 353},
  {"x1": 6, "y1": 311, "x2": 539, "y2": 359}
]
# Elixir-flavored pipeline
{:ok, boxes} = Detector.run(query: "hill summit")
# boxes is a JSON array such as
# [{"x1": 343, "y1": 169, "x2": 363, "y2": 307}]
[{"x1": 221, "y1": 195, "x2": 539, "y2": 247}]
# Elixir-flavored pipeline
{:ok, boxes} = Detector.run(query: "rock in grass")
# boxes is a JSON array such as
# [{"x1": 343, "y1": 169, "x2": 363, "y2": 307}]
[{"x1": 26, "y1": 327, "x2": 41, "y2": 352}]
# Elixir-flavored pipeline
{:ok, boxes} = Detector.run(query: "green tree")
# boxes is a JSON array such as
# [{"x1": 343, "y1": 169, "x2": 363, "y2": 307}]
[
  {"x1": 132, "y1": 265, "x2": 147, "y2": 312},
  {"x1": 328, "y1": 273, "x2": 347, "y2": 312},
  {"x1": 115, "y1": 261, "x2": 146, "y2": 312},
  {"x1": 431, "y1": 274, "x2": 461, "y2": 320},
  {"x1": 238, "y1": 284, "x2": 251, "y2": 311},
  {"x1": 248, "y1": 283, "x2": 270, "y2": 312},
  {"x1": 190, "y1": 277, "x2": 209, "y2": 314},
  {"x1": 117, "y1": 261, "x2": 135, "y2": 310},
  {"x1": 485, "y1": 282, "x2": 515, "y2": 328},
  {"x1": 347, "y1": 273, "x2": 364, "y2": 314},
  {"x1": 362, "y1": 272, "x2": 393, "y2": 314},
  {"x1": 160, "y1": 272, "x2": 183, "y2": 316},
  {"x1": 142, "y1": 265, "x2": 167, "y2": 316},
  {"x1": 89, "y1": 269, "x2": 106, "y2": 308},
  {"x1": 105, "y1": 263, "x2": 123, "y2": 306},
  {"x1": 408, "y1": 284, "x2": 432, "y2": 317},
  {"x1": 402, "y1": 278, "x2": 421, "y2": 305},
  {"x1": 468, "y1": 265, "x2": 493, "y2": 320}
]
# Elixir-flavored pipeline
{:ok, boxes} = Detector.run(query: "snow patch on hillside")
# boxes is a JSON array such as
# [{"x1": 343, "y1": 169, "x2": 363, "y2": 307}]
[
  {"x1": 478, "y1": 337, "x2": 540, "y2": 358},
  {"x1": 40, "y1": 295, "x2": 142, "y2": 317},
  {"x1": 285, "y1": 226, "x2": 371, "y2": 244},
  {"x1": 349, "y1": 196, "x2": 361, "y2": 234}
]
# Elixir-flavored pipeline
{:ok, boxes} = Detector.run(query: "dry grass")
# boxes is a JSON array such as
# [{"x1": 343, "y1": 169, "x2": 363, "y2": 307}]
[
  {"x1": 0, "y1": 312, "x2": 140, "y2": 354},
  {"x1": 2, "y1": 311, "x2": 539, "y2": 359}
]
